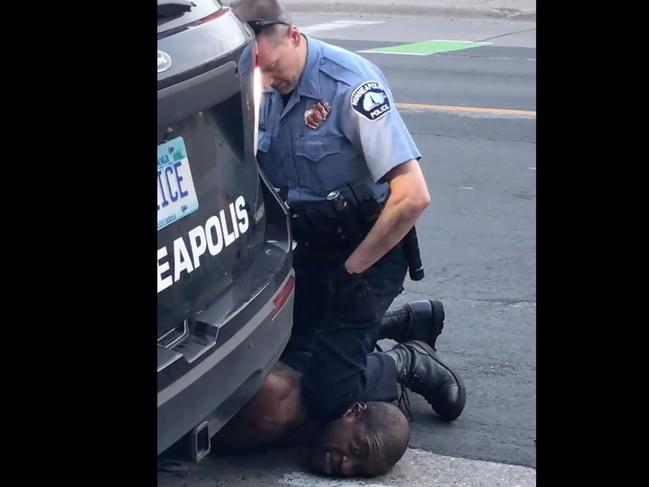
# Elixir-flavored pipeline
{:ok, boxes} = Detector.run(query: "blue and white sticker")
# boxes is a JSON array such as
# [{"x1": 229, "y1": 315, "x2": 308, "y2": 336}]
[
  {"x1": 350, "y1": 81, "x2": 391, "y2": 121},
  {"x1": 157, "y1": 137, "x2": 199, "y2": 231}
]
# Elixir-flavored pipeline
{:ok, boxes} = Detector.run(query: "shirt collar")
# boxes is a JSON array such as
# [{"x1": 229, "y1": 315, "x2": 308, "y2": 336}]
[{"x1": 296, "y1": 35, "x2": 322, "y2": 100}]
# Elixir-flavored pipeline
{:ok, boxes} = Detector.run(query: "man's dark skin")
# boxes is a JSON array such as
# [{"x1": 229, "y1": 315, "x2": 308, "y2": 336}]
[{"x1": 212, "y1": 362, "x2": 410, "y2": 477}]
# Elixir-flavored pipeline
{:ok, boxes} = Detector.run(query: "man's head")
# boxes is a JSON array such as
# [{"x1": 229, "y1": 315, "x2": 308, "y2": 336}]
[
  {"x1": 309, "y1": 401, "x2": 410, "y2": 477},
  {"x1": 232, "y1": 0, "x2": 307, "y2": 93}
]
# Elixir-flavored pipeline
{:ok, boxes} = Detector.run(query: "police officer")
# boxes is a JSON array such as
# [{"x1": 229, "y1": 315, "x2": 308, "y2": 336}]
[{"x1": 232, "y1": 0, "x2": 465, "y2": 423}]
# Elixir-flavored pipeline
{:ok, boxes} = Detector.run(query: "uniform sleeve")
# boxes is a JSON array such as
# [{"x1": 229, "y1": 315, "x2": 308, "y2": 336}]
[{"x1": 340, "y1": 72, "x2": 421, "y2": 182}]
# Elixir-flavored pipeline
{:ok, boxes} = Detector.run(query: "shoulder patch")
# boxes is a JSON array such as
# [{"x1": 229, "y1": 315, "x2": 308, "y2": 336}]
[{"x1": 350, "y1": 81, "x2": 391, "y2": 121}]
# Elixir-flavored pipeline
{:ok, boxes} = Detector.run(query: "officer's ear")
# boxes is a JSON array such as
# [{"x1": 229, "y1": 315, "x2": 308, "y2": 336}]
[
  {"x1": 343, "y1": 402, "x2": 368, "y2": 419},
  {"x1": 288, "y1": 25, "x2": 301, "y2": 46}
]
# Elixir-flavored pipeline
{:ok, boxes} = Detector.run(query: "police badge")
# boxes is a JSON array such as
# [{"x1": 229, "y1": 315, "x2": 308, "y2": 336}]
[{"x1": 304, "y1": 101, "x2": 331, "y2": 129}]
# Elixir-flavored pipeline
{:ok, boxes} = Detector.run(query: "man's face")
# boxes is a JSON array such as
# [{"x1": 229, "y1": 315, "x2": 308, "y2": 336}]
[
  {"x1": 308, "y1": 404, "x2": 385, "y2": 477},
  {"x1": 255, "y1": 27, "x2": 302, "y2": 94}
]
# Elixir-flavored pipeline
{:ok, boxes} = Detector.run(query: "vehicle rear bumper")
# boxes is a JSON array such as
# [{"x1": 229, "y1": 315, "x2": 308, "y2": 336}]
[{"x1": 157, "y1": 270, "x2": 294, "y2": 454}]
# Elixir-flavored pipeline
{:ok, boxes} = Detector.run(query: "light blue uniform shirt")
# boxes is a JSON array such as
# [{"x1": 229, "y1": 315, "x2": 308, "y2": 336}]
[{"x1": 257, "y1": 36, "x2": 421, "y2": 210}]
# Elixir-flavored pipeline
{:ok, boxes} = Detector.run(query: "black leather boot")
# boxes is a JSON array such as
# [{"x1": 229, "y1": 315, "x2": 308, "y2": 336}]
[
  {"x1": 385, "y1": 340, "x2": 465, "y2": 422},
  {"x1": 378, "y1": 300, "x2": 445, "y2": 350}
]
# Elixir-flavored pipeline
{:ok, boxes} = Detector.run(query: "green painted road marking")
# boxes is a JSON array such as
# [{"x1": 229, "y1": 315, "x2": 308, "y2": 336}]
[{"x1": 358, "y1": 39, "x2": 492, "y2": 56}]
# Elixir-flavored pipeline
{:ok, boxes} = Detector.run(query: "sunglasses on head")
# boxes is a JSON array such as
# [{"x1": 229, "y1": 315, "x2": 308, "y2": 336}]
[{"x1": 246, "y1": 19, "x2": 290, "y2": 35}]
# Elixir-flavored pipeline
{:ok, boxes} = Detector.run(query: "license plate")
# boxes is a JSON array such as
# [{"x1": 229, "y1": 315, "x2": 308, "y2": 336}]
[{"x1": 157, "y1": 137, "x2": 199, "y2": 231}]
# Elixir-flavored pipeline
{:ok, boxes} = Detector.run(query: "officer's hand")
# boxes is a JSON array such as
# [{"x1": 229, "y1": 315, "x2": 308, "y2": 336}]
[{"x1": 327, "y1": 265, "x2": 375, "y2": 316}]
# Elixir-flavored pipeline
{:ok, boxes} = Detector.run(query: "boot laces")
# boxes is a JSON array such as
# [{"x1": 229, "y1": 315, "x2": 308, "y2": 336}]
[{"x1": 397, "y1": 386, "x2": 413, "y2": 422}]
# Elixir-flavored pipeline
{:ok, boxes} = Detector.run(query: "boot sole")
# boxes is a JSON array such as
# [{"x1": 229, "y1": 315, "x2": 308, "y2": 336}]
[
  {"x1": 410, "y1": 300, "x2": 445, "y2": 349},
  {"x1": 427, "y1": 300, "x2": 445, "y2": 349},
  {"x1": 409, "y1": 340, "x2": 466, "y2": 422}
]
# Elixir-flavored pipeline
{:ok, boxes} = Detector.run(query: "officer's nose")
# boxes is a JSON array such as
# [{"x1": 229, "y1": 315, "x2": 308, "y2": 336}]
[{"x1": 261, "y1": 72, "x2": 273, "y2": 90}]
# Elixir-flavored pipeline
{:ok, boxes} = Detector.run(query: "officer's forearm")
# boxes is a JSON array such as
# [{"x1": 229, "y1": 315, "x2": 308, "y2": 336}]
[
  {"x1": 345, "y1": 196, "x2": 425, "y2": 273},
  {"x1": 345, "y1": 160, "x2": 430, "y2": 274}
]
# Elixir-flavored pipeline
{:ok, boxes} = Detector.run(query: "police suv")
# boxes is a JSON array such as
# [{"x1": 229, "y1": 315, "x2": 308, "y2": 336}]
[{"x1": 157, "y1": 0, "x2": 294, "y2": 461}]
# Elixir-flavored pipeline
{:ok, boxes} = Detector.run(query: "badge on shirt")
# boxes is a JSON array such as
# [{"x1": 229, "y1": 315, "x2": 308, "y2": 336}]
[
  {"x1": 304, "y1": 100, "x2": 331, "y2": 129},
  {"x1": 350, "y1": 81, "x2": 391, "y2": 121}
]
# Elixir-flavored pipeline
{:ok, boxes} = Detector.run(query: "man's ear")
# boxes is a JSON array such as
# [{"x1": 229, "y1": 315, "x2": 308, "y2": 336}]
[{"x1": 343, "y1": 402, "x2": 368, "y2": 419}]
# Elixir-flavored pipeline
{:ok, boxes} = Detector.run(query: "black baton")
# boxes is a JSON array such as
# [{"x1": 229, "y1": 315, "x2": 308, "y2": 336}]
[{"x1": 402, "y1": 225, "x2": 424, "y2": 281}]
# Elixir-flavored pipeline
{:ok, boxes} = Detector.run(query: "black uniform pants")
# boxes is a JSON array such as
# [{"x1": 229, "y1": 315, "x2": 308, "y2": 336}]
[{"x1": 281, "y1": 243, "x2": 408, "y2": 421}]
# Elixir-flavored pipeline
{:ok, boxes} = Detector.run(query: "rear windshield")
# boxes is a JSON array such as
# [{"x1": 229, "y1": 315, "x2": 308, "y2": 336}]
[{"x1": 158, "y1": 0, "x2": 223, "y2": 35}]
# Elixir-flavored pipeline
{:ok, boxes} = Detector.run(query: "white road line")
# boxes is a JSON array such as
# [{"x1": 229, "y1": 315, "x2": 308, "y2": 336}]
[
  {"x1": 281, "y1": 472, "x2": 394, "y2": 487},
  {"x1": 280, "y1": 449, "x2": 536, "y2": 487},
  {"x1": 301, "y1": 20, "x2": 386, "y2": 35}
]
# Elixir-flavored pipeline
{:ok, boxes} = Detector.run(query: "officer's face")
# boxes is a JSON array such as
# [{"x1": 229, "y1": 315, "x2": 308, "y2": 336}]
[
  {"x1": 256, "y1": 26, "x2": 304, "y2": 94},
  {"x1": 308, "y1": 403, "x2": 386, "y2": 477}
]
